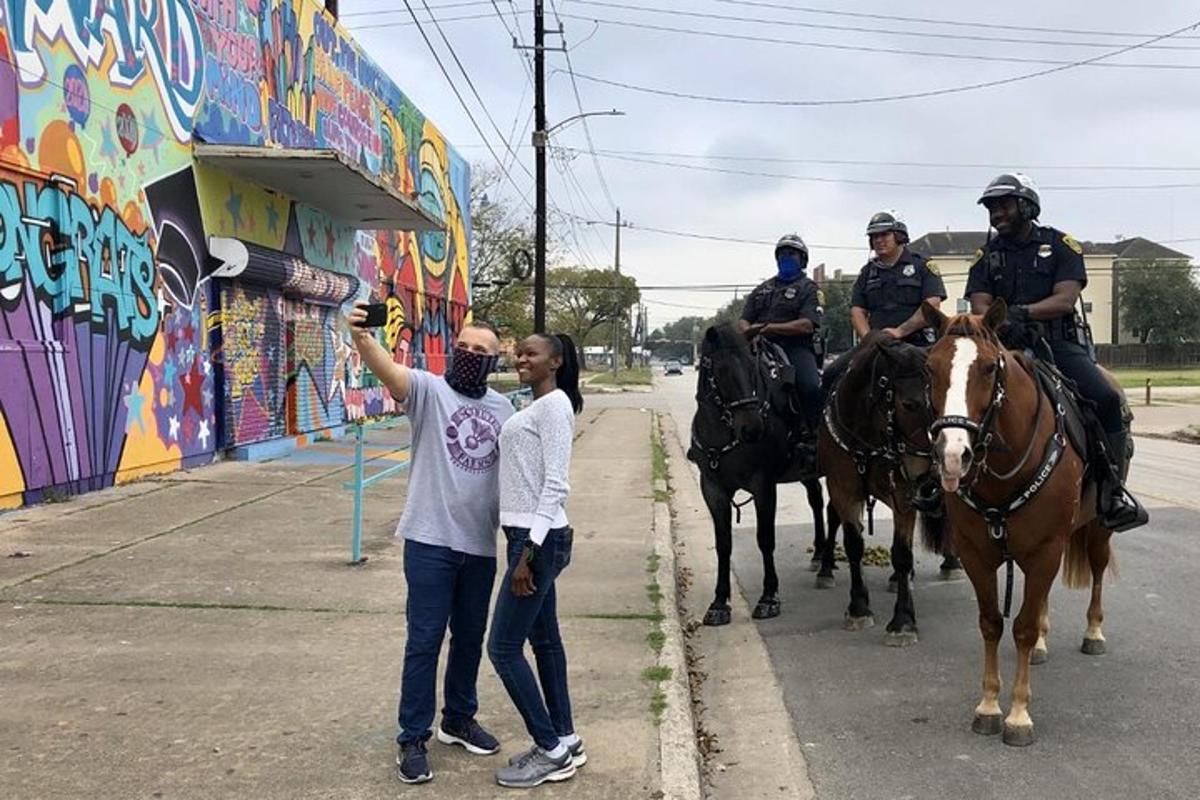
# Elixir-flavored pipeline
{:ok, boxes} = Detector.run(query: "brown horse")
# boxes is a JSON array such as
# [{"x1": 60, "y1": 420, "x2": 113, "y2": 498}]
[
  {"x1": 818, "y1": 331, "x2": 950, "y2": 646},
  {"x1": 922, "y1": 300, "x2": 1115, "y2": 747}
]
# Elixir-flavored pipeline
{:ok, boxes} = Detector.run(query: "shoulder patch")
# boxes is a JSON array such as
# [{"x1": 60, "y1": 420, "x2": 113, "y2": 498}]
[
  {"x1": 817, "y1": 289, "x2": 826, "y2": 306},
  {"x1": 926, "y1": 260, "x2": 941, "y2": 276},
  {"x1": 972, "y1": 248, "x2": 984, "y2": 262},
  {"x1": 1062, "y1": 233, "x2": 1083, "y2": 255}
]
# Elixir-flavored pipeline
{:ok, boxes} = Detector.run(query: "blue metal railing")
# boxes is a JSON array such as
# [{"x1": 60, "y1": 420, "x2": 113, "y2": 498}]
[{"x1": 343, "y1": 387, "x2": 533, "y2": 564}]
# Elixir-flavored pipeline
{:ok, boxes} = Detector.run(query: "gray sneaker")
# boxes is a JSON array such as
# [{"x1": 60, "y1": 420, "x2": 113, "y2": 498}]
[
  {"x1": 495, "y1": 746, "x2": 576, "y2": 788},
  {"x1": 507, "y1": 739, "x2": 586, "y2": 768}
]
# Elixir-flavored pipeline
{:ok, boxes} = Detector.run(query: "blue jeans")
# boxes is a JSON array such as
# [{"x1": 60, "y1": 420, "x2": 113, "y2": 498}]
[
  {"x1": 397, "y1": 539, "x2": 497, "y2": 745},
  {"x1": 487, "y1": 526, "x2": 575, "y2": 751}
]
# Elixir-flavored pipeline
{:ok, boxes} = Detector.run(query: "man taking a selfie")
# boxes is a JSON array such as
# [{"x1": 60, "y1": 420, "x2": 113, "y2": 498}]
[{"x1": 347, "y1": 302, "x2": 514, "y2": 784}]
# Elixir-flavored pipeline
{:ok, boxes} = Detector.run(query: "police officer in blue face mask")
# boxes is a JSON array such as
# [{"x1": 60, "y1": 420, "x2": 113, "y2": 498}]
[
  {"x1": 965, "y1": 172, "x2": 1147, "y2": 532},
  {"x1": 738, "y1": 233, "x2": 824, "y2": 430}
]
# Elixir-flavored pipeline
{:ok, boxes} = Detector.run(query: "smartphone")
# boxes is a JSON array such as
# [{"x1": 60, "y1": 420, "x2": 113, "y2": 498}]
[{"x1": 354, "y1": 303, "x2": 388, "y2": 328}]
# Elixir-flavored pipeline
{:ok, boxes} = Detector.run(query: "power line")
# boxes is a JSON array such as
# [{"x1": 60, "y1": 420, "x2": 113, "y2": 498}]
[
  {"x1": 419, "y1": 0, "x2": 535, "y2": 181},
  {"x1": 708, "y1": 0, "x2": 1200, "y2": 41},
  {"x1": 553, "y1": 146, "x2": 1200, "y2": 173},
  {"x1": 556, "y1": 149, "x2": 1200, "y2": 191},
  {"x1": 569, "y1": 0, "x2": 1200, "y2": 52},
  {"x1": 550, "y1": 0, "x2": 617, "y2": 214},
  {"x1": 565, "y1": 17, "x2": 1200, "y2": 107},
  {"x1": 348, "y1": 11, "x2": 507, "y2": 30},
  {"x1": 552, "y1": 12, "x2": 1200, "y2": 72}
]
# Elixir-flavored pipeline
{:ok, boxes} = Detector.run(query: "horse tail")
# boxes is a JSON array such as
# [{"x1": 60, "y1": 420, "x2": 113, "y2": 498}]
[
  {"x1": 918, "y1": 510, "x2": 946, "y2": 554},
  {"x1": 1062, "y1": 522, "x2": 1118, "y2": 589}
]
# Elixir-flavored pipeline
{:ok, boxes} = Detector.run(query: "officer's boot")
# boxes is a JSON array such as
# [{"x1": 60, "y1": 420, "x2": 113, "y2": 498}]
[{"x1": 1098, "y1": 428, "x2": 1149, "y2": 532}]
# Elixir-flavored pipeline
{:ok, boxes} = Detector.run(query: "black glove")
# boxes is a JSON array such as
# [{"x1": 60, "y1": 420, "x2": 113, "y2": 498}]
[{"x1": 1006, "y1": 304, "x2": 1031, "y2": 327}]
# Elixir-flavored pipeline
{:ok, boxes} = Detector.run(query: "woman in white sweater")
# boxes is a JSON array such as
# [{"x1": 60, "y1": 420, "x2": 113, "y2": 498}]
[{"x1": 488, "y1": 333, "x2": 585, "y2": 789}]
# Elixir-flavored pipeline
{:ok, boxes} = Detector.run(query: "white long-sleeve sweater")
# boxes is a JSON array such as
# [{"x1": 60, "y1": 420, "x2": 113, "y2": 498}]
[{"x1": 498, "y1": 389, "x2": 575, "y2": 546}]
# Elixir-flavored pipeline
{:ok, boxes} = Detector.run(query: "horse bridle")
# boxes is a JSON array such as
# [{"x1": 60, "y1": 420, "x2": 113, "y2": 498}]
[
  {"x1": 927, "y1": 344, "x2": 1069, "y2": 618},
  {"x1": 690, "y1": 351, "x2": 772, "y2": 470},
  {"x1": 927, "y1": 353, "x2": 1009, "y2": 478}
]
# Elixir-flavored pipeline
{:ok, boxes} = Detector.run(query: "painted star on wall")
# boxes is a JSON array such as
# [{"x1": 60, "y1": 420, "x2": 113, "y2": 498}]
[
  {"x1": 163, "y1": 357, "x2": 179, "y2": 388},
  {"x1": 141, "y1": 111, "x2": 165, "y2": 158},
  {"x1": 99, "y1": 124, "x2": 120, "y2": 163},
  {"x1": 168, "y1": 415, "x2": 181, "y2": 440},
  {"x1": 266, "y1": 204, "x2": 280, "y2": 234},
  {"x1": 324, "y1": 226, "x2": 336, "y2": 259},
  {"x1": 226, "y1": 187, "x2": 244, "y2": 230},
  {"x1": 197, "y1": 419, "x2": 211, "y2": 449},
  {"x1": 123, "y1": 383, "x2": 146, "y2": 433},
  {"x1": 180, "y1": 358, "x2": 206, "y2": 418},
  {"x1": 307, "y1": 221, "x2": 318, "y2": 247}
]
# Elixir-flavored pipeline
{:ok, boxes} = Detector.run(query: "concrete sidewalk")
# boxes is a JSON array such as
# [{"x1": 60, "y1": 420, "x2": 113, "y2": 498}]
[{"x1": 0, "y1": 409, "x2": 670, "y2": 799}]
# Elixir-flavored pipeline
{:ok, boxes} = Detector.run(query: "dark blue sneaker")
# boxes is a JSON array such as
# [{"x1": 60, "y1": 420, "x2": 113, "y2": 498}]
[
  {"x1": 437, "y1": 718, "x2": 501, "y2": 756},
  {"x1": 396, "y1": 740, "x2": 433, "y2": 784}
]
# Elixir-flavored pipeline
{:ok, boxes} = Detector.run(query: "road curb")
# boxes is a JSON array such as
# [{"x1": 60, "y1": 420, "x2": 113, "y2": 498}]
[
  {"x1": 653, "y1": 497, "x2": 703, "y2": 800},
  {"x1": 652, "y1": 408, "x2": 702, "y2": 799}
]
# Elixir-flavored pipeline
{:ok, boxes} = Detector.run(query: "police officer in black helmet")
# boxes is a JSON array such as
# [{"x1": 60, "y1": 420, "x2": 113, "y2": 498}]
[
  {"x1": 823, "y1": 212, "x2": 947, "y2": 393},
  {"x1": 965, "y1": 173, "x2": 1148, "y2": 532},
  {"x1": 739, "y1": 233, "x2": 824, "y2": 432}
]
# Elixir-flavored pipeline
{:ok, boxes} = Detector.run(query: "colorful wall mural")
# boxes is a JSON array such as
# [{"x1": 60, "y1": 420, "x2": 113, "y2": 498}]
[{"x1": 0, "y1": 0, "x2": 472, "y2": 508}]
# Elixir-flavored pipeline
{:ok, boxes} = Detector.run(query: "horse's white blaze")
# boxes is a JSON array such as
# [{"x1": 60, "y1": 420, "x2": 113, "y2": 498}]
[{"x1": 939, "y1": 337, "x2": 978, "y2": 486}]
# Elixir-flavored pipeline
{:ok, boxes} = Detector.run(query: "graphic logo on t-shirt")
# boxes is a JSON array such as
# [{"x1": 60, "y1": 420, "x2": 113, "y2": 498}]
[{"x1": 445, "y1": 406, "x2": 502, "y2": 473}]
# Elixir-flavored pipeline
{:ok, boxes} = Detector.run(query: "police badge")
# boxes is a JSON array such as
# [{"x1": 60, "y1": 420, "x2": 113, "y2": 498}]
[
  {"x1": 784, "y1": 287, "x2": 797, "y2": 299},
  {"x1": 902, "y1": 264, "x2": 915, "y2": 277}
]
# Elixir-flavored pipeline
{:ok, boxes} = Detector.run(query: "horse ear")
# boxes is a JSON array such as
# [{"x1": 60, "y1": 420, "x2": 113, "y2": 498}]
[
  {"x1": 921, "y1": 300, "x2": 948, "y2": 333},
  {"x1": 704, "y1": 326, "x2": 719, "y2": 345},
  {"x1": 983, "y1": 297, "x2": 1008, "y2": 331}
]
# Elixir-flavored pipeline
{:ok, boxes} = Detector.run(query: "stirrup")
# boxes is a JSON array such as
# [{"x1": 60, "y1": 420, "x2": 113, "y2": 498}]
[{"x1": 1101, "y1": 486, "x2": 1149, "y2": 532}]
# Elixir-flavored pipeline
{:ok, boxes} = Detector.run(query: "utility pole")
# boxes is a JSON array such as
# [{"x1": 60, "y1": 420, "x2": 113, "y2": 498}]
[
  {"x1": 532, "y1": 0, "x2": 547, "y2": 333},
  {"x1": 611, "y1": 207, "x2": 621, "y2": 377}
]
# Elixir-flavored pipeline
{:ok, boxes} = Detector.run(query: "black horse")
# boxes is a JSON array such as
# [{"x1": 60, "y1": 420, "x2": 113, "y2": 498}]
[
  {"x1": 687, "y1": 323, "x2": 826, "y2": 626},
  {"x1": 817, "y1": 332, "x2": 954, "y2": 645}
]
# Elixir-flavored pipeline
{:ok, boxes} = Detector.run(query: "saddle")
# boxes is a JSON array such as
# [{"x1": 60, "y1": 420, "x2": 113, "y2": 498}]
[{"x1": 1024, "y1": 356, "x2": 1107, "y2": 491}]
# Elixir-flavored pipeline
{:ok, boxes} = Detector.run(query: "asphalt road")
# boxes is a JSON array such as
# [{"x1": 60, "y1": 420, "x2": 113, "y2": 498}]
[{"x1": 624, "y1": 371, "x2": 1200, "y2": 800}]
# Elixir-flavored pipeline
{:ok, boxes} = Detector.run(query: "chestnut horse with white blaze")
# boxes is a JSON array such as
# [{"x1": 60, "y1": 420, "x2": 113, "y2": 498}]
[{"x1": 922, "y1": 299, "x2": 1115, "y2": 747}]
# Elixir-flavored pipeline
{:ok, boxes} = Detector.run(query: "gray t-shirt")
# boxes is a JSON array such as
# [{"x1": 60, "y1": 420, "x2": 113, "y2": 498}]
[{"x1": 395, "y1": 370, "x2": 514, "y2": 558}]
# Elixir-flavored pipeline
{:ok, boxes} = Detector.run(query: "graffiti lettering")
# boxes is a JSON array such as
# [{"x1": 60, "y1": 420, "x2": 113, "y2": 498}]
[
  {"x1": 204, "y1": 55, "x2": 264, "y2": 132},
  {"x1": 0, "y1": 176, "x2": 157, "y2": 344},
  {"x1": 4, "y1": 0, "x2": 204, "y2": 141},
  {"x1": 268, "y1": 100, "x2": 317, "y2": 148}
]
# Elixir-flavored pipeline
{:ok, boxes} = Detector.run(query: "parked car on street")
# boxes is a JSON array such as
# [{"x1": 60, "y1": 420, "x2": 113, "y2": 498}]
[{"x1": 664, "y1": 360, "x2": 683, "y2": 375}]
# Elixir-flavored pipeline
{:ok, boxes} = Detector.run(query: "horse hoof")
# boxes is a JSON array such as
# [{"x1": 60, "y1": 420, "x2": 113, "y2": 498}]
[
  {"x1": 1031, "y1": 648, "x2": 1048, "y2": 665},
  {"x1": 703, "y1": 606, "x2": 732, "y2": 626},
  {"x1": 815, "y1": 575, "x2": 836, "y2": 590},
  {"x1": 752, "y1": 598, "x2": 781, "y2": 620},
  {"x1": 843, "y1": 613, "x2": 875, "y2": 631},
  {"x1": 883, "y1": 628, "x2": 919, "y2": 648},
  {"x1": 1003, "y1": 724, "x2": 1036, "y2": 747},
  {"x1": 1081, "y1": 637, "x2": 1107, "y2": 656},
  {"x1": 940, "y1": 568, "x2": 966, "y2": 581},
  {"x1": 972, "y1": 713, "x2": 1003, "y2": 736}
]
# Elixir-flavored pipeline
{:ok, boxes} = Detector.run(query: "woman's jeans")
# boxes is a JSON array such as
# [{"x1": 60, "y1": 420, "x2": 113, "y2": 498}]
[{"x1": 487, "y1": 526, "x2": 575, "y2": 751}]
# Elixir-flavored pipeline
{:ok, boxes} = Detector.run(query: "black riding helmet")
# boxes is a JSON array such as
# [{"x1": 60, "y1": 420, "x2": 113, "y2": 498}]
[
  {"x1": 978, "y1": 173, "x2": 1041, "y2": 221},
  {"x1": 774, "y1": 232, "x2": 810, "y2": 268},
  {"x1": 865, "y1": 211, "x2": 909, "y2": 243}
]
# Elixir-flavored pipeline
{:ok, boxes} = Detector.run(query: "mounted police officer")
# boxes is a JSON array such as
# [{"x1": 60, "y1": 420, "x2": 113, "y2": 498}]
[
  {"x1": 965, "y1": 173, "x2": 1148, "y2": 532},
  {"x1": 738, "y1": 233, "x2": 824, "y2": 432},
  {"x1": 823, "y1": 211, "x2": 947, "y2": 393}
]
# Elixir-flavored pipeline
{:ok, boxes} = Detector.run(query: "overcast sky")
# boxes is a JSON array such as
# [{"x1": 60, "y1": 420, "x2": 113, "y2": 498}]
[{"x1": 343, "y1": 0, "x2": 1200, "y2": 329}]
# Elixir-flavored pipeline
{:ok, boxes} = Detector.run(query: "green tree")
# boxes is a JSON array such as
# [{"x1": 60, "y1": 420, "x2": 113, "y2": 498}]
[
  {"x1": 468, "y1": 164, "x2": 541, "y2": 337},
  {"x1": 820, "y1": 278, "x2": 855, "y2": 354},
  {"x1": 547, "y1": 266, "x2": 640, "y2": 369},
  {"x1": 709, "y1": 296, "x2": 746, "y2": 328},
  {"x1": 1118, "y1": 261, "x2": 1200, "y2": 343}
]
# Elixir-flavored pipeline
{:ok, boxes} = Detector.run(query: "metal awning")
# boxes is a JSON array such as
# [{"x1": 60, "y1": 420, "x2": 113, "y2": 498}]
[{"x1": 193, "y1": 144, "x2": 444, "y2": 231}]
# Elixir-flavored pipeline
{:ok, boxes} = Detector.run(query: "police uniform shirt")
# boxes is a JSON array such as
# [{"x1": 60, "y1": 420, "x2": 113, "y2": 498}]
[
  {"x1": 850, "y1": 249, "x2": 947, "y2": 331},
  {"x1": 964, "y1": 225, "x2": 1087, "y2": 312},
  {"x1": 741, "y1": 275, "x2": 823, "y2": 339}
]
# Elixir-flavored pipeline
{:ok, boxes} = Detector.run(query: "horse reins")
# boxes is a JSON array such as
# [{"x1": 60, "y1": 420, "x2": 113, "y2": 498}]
[
  {"x1": 929, "y1": 348, "x2": 1070, "y2": 617},
  {"x1": 824, "y1": 353, "x2": 933, "y2": 537}
]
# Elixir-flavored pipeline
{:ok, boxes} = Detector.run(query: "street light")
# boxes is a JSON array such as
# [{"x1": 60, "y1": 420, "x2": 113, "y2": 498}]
[{"x1": 533, "y1": 108, "x2": 625, "y2": 333}]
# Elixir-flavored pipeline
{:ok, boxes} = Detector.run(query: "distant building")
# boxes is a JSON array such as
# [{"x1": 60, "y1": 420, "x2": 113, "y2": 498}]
[{"x1": 908, "y1": 232, "x2": 1191, "y2": 345}]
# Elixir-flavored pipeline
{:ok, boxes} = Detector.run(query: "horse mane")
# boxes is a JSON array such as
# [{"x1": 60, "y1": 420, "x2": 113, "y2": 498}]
[{"x1": 702, "y1": 322, "x2": 751, "y2": 358}]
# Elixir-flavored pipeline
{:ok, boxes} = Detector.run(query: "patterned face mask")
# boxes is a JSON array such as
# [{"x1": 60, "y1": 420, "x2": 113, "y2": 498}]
[{"x1": 445, "y1": 347, "x2": 499, "y2": 399}]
